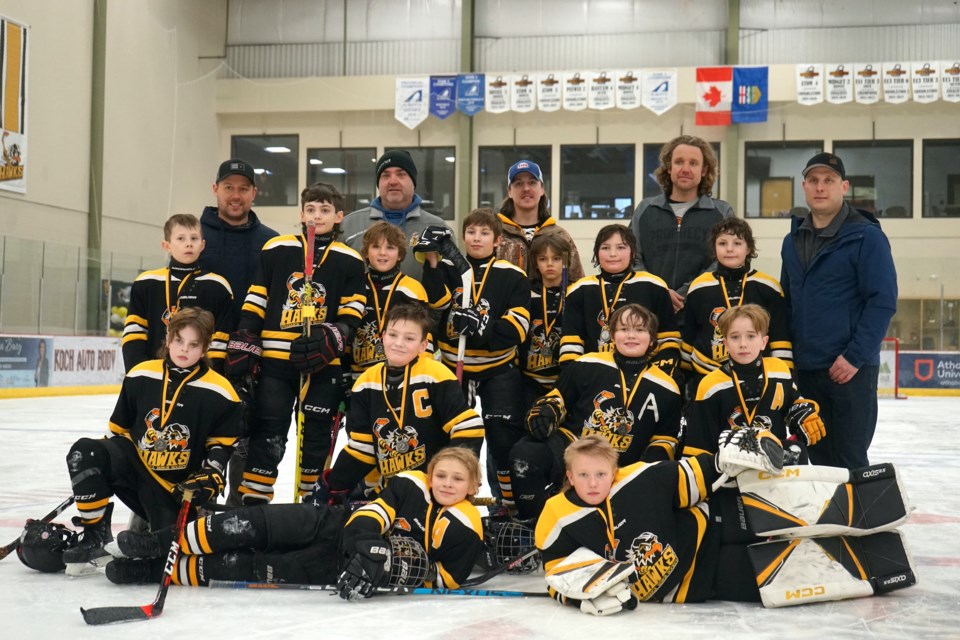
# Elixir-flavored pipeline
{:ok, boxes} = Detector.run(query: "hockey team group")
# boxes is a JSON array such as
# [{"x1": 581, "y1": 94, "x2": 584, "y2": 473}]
[{"x1": 13, "y1": 138, "x2": 915, "y2": 619}]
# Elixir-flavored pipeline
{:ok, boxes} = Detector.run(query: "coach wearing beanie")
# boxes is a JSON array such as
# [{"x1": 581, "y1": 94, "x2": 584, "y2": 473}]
[{"x1": 340, "y1": 149, "x2": 452, "y2": 279}]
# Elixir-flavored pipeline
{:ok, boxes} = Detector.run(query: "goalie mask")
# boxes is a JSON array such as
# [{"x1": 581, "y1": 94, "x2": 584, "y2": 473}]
[
  {"x1": 17, "y1": 520, "x2": 78, "y2": 573},
  {"x1": 494, "y1": 521, "x2": 541, "y2": 574},
  {"x1": 386, "y1": 536, "x2": 431, "y2": 588}
]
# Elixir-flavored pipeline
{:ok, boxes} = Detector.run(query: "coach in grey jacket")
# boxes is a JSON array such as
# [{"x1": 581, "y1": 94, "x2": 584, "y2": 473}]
[
  {"x1": 340, "y1": 150, "x2": 452, "y2": 280},
  {"x1": 630, "y1": 136, "x2": 733, "y2": 313}
]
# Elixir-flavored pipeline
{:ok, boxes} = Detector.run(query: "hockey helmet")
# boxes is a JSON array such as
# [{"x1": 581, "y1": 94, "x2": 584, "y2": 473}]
[
  {"x1": 17, "y1": 520, "x2": 78, "y2": 573},
  {"x1": 494, "y1": 520, "x2": 541, "y2": 574},
  {"x1": 386, "y1": 535, "x2": 432, "y2": 588}
]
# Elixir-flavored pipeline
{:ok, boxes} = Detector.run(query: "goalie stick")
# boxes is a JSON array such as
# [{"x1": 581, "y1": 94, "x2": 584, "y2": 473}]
[
  {"x1": 80, "y1": 489, "x2": 194, "y2": 626},
  {"x1": 294, "y1": 221, "x2": 318, "y2": 503},
  {"x1": 0, "y1": 495, "x2": 75, "y2": 560}
]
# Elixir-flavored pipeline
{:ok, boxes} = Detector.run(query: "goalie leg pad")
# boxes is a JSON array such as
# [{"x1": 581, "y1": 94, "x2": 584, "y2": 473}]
[
  {"x1": 747, "y1": 529, "x2": 916, "y2": 608},
  {"x1": 545, "y1": 547, "x2": 636, "y2": 600},
  {"x1": 737, "y1": 463, "x2": 911, "y2": 538}
]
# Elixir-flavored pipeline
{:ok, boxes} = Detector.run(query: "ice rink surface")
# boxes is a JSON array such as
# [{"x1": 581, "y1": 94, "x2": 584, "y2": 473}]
[{"x1": 1, "y1": 394, "x2": 957, "y2": 639}]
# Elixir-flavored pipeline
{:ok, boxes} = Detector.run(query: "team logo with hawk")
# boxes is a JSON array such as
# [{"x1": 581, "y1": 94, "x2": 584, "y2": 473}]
[
  {"x1": 525, "y1": 320, "x2": 559, "y2": 371},
  {"x1": 353, "y1": 320, "x2": 386, "y2": 367},
  {"x1": 583, "y1": 390, "x2": 634, "y2": 450},
  {"x1": 136, "y1": 408, "x2": 192, "y2": 471},
  {"x1": 280, "y1": 271, "x2": 328, "y2": 329},
  {"x1": 624, "y1": 532, "x2": 678, "y2": 601},
  {"x1": 374, "y1": 417, "x2": 426, "y2": 476}
]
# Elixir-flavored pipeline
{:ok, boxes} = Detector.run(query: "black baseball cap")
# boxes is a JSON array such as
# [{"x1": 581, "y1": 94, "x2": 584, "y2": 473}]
[
  {"x1": 216, "y1": 158, "x2": 256, "y2": 185},
  {"x1": 802, "y1": 152, "x2": 846, "y2": 180}
]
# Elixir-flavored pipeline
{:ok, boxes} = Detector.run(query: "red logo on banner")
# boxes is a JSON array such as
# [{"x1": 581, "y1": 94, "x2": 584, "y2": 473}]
[{"x1": 914, "y1": 359, "x2": 934, "y2": 382}]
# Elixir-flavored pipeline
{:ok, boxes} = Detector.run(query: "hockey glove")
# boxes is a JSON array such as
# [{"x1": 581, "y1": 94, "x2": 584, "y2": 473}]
[
  {"x1": 450, "y1": 307, "x2": 485, "y2": 338},
  {"x1": 715, "y1": 427, "x2": 784, "y2": 481},
  {"x1": 526, "y1": 395, "x2": 564, "y2": 441},
  {"x1": 180, "y1": 462, "x2": 226, "y2": 506},
  {"x1": 289, "y1": 323, "x2": 345, "y2": 374},
  {"x1": 786, "y1": 400, "x2": 826, "y2": 446},
  {"x1": 306, "y1": 469, "x2": 350, "y2": 507},
  {"x1": 337, "y1": 538, "x2": 391, "y2": 601},
  {"x1": 413, "y1": 225, "x2": 453, "y2": 255},
  {"x1": 225, "y1": 329, "x2": 262, "y2": 378}
]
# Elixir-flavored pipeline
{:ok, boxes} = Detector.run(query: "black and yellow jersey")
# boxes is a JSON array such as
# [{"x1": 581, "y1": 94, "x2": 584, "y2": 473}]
[
  {"x1": 422, "y1": 254, "x2": 531, "y2": 379},
  {"x1": 328, "y1": 355, "x2": 484, "y2": 491},
  {"x1": 682, "y1": 269, "x2": 793, "y2": 375},
  {"x1": 536, "y1": 454, "x2": 720, "y2": 603},
  {"x1": 238, "y1": 233, "x2": 366, "y2": 374},
  {"x1": 108, "y1": 358, "x2": 240, "y2": 493},
  {"x1": 121, "y1": 265, "x2": 234, "y2": 372},
  {"x1": 347, "y1": 269, "x2": 431, "y2": 376},
  {"x1": 343, "y1": 470, "x2": 485, "y2": 588},
  {"x1": 544, "y1": 350, "x2": 681, "y2": 464},
  {"x1": 520, "y1": 283, "x2": 564, "y2": 389},
  {"x1": 559, "y1": 270, "x2": 680, "y2": 371},
  {"x1": 684, "y1": 356, "x2": 804, "y2": 457}
]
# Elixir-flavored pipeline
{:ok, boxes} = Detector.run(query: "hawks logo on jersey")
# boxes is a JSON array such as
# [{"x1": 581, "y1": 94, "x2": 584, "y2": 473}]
[
  {"x1": 280, "y1": 271, "x2": 328, "y2": 329},
  {"x1": 526, "y1": 319, "x2": 560, "y2": 372},
  {"x1": 727, "y1": 408, "x2": 773, "y2": 432},
  {"x1": 595, "y1": 311, "x2": 614, "y2": 352},
  {"x1": 583, "y1": 390, "x2": 635, "y2": 451},
  {"x1": 137, "y1": 408, "x2": 192, "y2": 470},
  {"x1": 353, "y1": 319, "x2": 385, "y2": 367},
  {"x1": 709, "y1": 306, "x2": 728, "y2": 362},
  {"x1": 624, "y1": 532, "x2": 678, "y2": 601},
  {"x1": 374, "y1": 417, "x2": 427, "y2": 476}
]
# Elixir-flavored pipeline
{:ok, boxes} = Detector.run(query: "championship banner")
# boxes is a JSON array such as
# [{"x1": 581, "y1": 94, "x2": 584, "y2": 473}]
[
  {"x1": 825, "y1": 64, "x2": 853, "y2": 104},
  {"x1": 639, "y1": 69, "x2": 676, "y2": 115},
  {"x1": 695, "y1": 66, "x2": 732, "y2": 126},
  {"x1": 911, "y1": 61, "x2": 940, "y2": 104},
  {"x1": 511, "y1": 74, "x2": 536, "y2": 113},
  {"x1": 456, "y1": 73, "x2": 485, "y2": 116},
  {"x1": 942, "y1": 61, "x2": 960, "y2": 103},
  {"x1": 485, "y1": 74, "x2": 511, "y2": 114},
  {"x1": 616, "y1": 70, "x2": 641, "y2": 110},
  {"x1": 562, "y1": 72, "x2": 588, "y2": 111},
  {"x1": 0, "y1": 16, "x2": 28, "y2": 193},
  {"x1": 854, "y1": 63, "x2": 882, "y2": 104},
  {"x1": 882, "y1": 63, "x2": 910, "y2": 104},
  {"x1": 732, "y1": 66, "x2": 768, "y2": 123},
  {"x1": 429, "y1": 75, "x2": 456, "y2": 120},
  {"x1": 537, "y1": 72, "x2": 562, "y2": 112},
  {"x1": 394, "y1": 77, "x2": 429, "y2": 130},
  {"x1": 587, "y1": 71, "x2": 614, "y2": 110},
  {"x1": 796, "y1": 64, "x2": 823, "y2": 105}
]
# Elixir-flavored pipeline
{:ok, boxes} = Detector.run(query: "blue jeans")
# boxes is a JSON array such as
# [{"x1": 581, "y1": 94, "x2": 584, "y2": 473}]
[{"x1": 796, "y1": 365, "x2": 879, "y2": 469}]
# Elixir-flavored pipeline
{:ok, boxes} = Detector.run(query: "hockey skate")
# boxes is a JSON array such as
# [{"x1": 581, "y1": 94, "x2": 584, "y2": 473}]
[
  {"x1": 63, "y1": 503, "x2": 114, "y2": 577},
  {"x1": 105, "y1": 527, "x2": 172, "y2": 560},
  {"x1": 105, "y1": 557, "x2": 164, "y2": 585}
]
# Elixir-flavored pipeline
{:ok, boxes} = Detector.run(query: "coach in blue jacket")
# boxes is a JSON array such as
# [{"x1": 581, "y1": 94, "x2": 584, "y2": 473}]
[{"x1": 780, "y1": 152, "x2": 897, "y2": 469}]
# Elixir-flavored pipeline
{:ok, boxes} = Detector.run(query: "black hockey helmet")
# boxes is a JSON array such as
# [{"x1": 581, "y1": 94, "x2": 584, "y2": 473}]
[
  {"x1": 17, "y1": 520, "x2": 78, "y2": 573},
  {"x1": 494, "y1": 521, "x2": 541, "y2": 574},
  {"x1": 386, "y1": 536, "x2": 431, "y2": 588}
]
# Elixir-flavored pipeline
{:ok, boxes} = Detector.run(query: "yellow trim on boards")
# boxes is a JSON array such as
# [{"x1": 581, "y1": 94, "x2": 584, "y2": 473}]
[{"x1": 0, "y1": 385, "x2": 121, "y2": 399}]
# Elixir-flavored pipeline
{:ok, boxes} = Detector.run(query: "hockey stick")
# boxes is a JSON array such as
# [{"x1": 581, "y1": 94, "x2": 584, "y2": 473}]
[
  {"x1": 0, "y1": 495, "x2": 75, "y2": 560},
  {"x1": 456, "y1": 265, "x2": 473, "y2": 384},
  {"x1": 323, "y1": 402, "x2": 346, "y2": 471},
  {"x1": 209, "y1": 580, "x2": 549, "y2": 597},
  {"x1": 294, "y1": 221, "x2": 318, "y2": 504},
  {"x1": 80, "y1": 489, "x2": 194, "y2": 626}
]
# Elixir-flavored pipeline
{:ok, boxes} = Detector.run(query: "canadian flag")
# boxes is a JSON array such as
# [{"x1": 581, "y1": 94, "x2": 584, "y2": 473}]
[{"x1": 696, "y1": 67, "x2": 733, "y2": 126}]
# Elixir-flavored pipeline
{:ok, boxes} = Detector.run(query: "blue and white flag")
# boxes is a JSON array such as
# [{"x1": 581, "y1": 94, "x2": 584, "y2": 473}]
[
  {"x1": 456, "y1": 73, "x2": 485, "y2": 116},
  {"x1": 430, "y1": 76, "x2": 456, "y2": 120},
  {"x1": 732, "y1": 66, "x2": 768, "y2": 123}
]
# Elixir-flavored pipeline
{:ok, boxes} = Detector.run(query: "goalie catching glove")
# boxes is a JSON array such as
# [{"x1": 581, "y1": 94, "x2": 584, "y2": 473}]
[
  {"x1": 786, "y1": 400, "x2": 826, "y2": 446},
  {"x1": 545, "y1": 547, "x2": 638, "y2": 616},
  {"x1": 337, "y1": 538, "x2": 391, "y2": 601},
  {"x1": 715, "y1": 427, "x2": 784, "y2": 481},
  {"x1": 179, "y1": 462, "x2": 226, "y2": 506},
  {"x1": 526, "y1": 395, "x2": 564, "y2": 440},
  {"x1": 289, "y1": 323, "x2": 346, "y2": 374}
]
